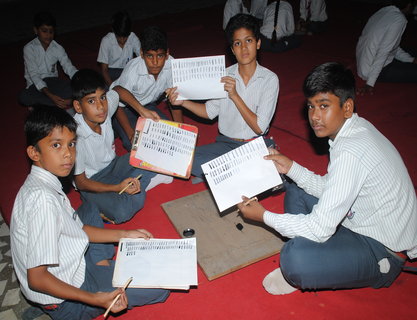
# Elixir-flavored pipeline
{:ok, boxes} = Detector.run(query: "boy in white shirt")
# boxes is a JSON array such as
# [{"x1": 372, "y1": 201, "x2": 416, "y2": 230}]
[
  {"x1": 72, "y1": 69, "x2": 171, "y2": 224},
  {"x1": 97, "y1": 11, "x2": 141, "y2": 86},
  {"x1": 11, "y1": 106, "x2": 168, "y2": 319},
  {"x1": 18, "y1": 11, "x2": 77, "y2": 111}
]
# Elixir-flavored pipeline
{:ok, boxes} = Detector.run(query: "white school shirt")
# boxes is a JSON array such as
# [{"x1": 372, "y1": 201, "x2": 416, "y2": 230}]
[
  {"x1": 74, "y1": 90, "x2": 119, "y2": 178},
  {"x1": 263, "y1": 114, "x2": 417, "y2": 258},
  {"x1": 110, "y1": 55, "x2": 173, "y2": 106},
  {"x1": 23, "y1": 37, "x2": 78, "y2": 90},
  {"x1": 97, "y1": 32, "x2": 141, "y2": 68},
  {"x1": 223, "y1": 0, "x2": 268, "y2": 29},
  {"x1": 10, "y1": 165, "x2": 88, "y2": 305},
  {"x1": 356, "y1": 5, "x2": 414, "y2": 87},
  {"x1": 205, "y1": 62, "x2": 279, "y2": 140},
  {"x1": 299, "y1": 0, "x2": 327, "y2": 22},
  {"x1": 260, "y1": 1, "x2": 295, "y2": 39}
]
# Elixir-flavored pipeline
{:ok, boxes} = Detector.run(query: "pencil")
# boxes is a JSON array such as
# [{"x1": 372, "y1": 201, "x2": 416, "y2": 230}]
[
  {"x1": 103, "y1": 277, "x2": 133, "y2": 318},
  {"x1": 118, "y1": 174, "x2": 142, "y2": 195},
  {"x1": 243, "y1": 197, "x2": 258, "y2": 206}
]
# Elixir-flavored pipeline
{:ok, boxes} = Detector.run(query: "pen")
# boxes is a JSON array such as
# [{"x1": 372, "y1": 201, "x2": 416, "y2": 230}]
[
  {"x1": 243, "y1": 197, "x2": 258, "y2": 206},
  {"x1": 103, "y1": 277, "x2": 133, "y2": 318},
  {"x1": 119, "y1": 174, "x2": 142, "y2": 195}
]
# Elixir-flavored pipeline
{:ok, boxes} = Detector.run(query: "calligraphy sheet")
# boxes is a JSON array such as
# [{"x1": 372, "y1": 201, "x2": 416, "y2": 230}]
[
  {"x1": 171, "y1": 55, "x2": 227, "y2": 100},
  {"x1": 201, "y1": 137, "x2": 283, "y2": 212},
  {"x1": 135, "y1": 119, "x2": 197, "y2": 177}
]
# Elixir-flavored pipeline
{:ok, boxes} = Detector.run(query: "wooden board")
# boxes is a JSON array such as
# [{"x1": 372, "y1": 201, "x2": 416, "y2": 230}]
[{"x1": 161, "y1": 190, "x2": 284, "y2": 281}]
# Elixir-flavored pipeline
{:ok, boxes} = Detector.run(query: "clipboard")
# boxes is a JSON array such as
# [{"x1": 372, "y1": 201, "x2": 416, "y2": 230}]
[{"x1": 130, "y1": 118, "x2": 198, "y2": 179}]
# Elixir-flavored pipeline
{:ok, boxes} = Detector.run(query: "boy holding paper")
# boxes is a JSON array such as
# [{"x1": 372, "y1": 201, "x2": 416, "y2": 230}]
[
  {"x1": 10, "y1": 106, "x2": 169, "y2": 320},
  {"x1": 167, "y1": 13, "x2": 279, "y2": 183},
  {"x1": 72, "y1": 69, "x2": 172, "y2": 224},
  {"x1": 237, "y1": 62, "x2": 417, "y2": 295}
]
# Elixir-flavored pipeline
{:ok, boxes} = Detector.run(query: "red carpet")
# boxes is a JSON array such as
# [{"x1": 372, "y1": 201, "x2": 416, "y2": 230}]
[{"x1": 1, "y1": 1, "x2": 417, "y2": 319}]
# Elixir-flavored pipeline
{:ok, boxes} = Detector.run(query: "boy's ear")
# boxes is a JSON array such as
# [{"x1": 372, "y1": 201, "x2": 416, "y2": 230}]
[
  {"x1": 27, "y1": 145, "x2": 40, "y2": 162},
  {"x1": 256, "y1": 38, "x2": 261, "y2": 50},
  {"x1": 165, "y1": 49, "x2": 170, "y2": 58},
  {"x1": 140, "y1": 48, "x2": 143, "y2": 59},
  {"x1": 73, "y1": 99, "x2": 82, "y2": 114},
  {"x1": 33, "y1": 27, "x2": 38, "y2": 35},
  {"x1": 343, "y1": 98, "x2": 354, "y2": 118}
]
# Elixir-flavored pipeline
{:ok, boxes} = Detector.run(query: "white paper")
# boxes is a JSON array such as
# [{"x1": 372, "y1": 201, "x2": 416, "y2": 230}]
[
  {"x1": 172, "y1": 55, "x2": 227, "y2": 100},
  {"x1": 135, "y1": 119, "x2": 197, "y2": 176},
  {"x1": 113, "y1": 238, "x2": 198, "y2": 290},
  {"x1": 202, "y1": 137, "x2": 283, "y2": 212}
]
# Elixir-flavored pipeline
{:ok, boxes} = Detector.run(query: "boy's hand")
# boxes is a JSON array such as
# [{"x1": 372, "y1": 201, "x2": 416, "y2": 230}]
[
  {"x1": 96, "y1": 288, "x2": 128, "y2": 314},
  {"x1": 237, "y1": 196, "x2": 266, "y2": 222},
  {"x1": 140, "y1": 108, "x2": 160, "y2": 121},
  {"x1": 221, "y1": 76, "x2": 238, "y2": 98},
  {"x1": 124, "y1": 229, "x2": 153, "y2": 239},
  {"x1": 165, "y1": 87, "x2": 184, "y2": 106},
  {"x1": 264, "y1": 148, "x2": 293, "y2": 174},
  {"x1": 119, "y1": 177, "x2": 141, "y2": 195},
  {"x1": 50, "y1": 94, "x2": 70, "y2": 109}
]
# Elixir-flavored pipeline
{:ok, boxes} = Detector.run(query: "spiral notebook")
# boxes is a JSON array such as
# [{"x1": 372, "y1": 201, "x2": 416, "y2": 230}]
[{"x1": 130, "y1": 118, "x2": 198, "y2": 179}]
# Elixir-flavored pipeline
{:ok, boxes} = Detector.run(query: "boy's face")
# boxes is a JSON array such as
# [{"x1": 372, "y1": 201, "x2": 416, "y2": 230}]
[
  {"x1": 307, "y1": 92, "x2": 354, "y2": 140},
  {"x1": 27, "y1": 126, "x2": 76, "y2": 177},
  {"x1": 73, "y1": 88, "x2": 108, "y2": 130},
  {"x1": 231, "y1": 28, "x2": 260, "y2": 66},
  {"x1": 140, "y1": 49, "x2": 169, "y2": 78},
  {"x1": 34, "y1": 24, "x2": 54, "y2": 49}
]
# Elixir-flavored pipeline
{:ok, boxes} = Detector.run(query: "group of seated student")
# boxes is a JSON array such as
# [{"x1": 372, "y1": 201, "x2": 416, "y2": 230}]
[{"x1": 10, "y1": 3, "x2": 417, "y2": 320}]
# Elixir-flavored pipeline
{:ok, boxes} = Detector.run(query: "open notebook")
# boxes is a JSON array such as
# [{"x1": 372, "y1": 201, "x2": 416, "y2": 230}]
[
  {"x1": 112, "y1": 238, "x2": 198, "y2": 290},
  {"x1": 130, "y1": 118, "x2": 198, "y2": 179}
]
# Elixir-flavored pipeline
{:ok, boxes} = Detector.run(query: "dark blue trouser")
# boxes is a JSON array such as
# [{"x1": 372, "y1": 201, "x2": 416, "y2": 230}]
[
  {"x1": 42, "y1": 203, "x2": 169, "y2": 320},
  {"x1": 280, "y1": 181, "x2": 404, "y2": 290},
  {"x1": 80, "y1": 153, "x2": 156, "y2": 224},
  {"x1": 192, "y1": 135, "x2": 276, "y2": 178}
]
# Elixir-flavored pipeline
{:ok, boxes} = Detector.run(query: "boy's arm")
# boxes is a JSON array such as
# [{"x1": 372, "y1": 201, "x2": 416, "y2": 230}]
[
  {"x1": 115, "y1": 107, "x2": 135, "y2": 143},
  {"x1": 222, "y1": 76, "x2": 263, "y2": 135},
  {"x1": 113, "y1": 85, "x2": 160, "y2": 121},
  {"x1": 74, "y1": 172, "x2": 141, "y2": 195},
  {"x1": 99, "y1": 63, "x2": 113, "y2": 87},
  {"x1": 27, "y1": 266, "x2": 127, "y2": 312},
  {"x1": 57, "y1": 46, "x2": 78, "y2": 79},
  {"x1": 83, "y1": 225, "x2": 152, "y2": 243},
  {"x1": 166, "y1": 87, "x2": 209, "y2": 119}
]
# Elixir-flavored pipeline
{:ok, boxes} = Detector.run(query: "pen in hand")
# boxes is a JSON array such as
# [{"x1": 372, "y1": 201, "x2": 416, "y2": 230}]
[
  {"x1": 119, "y1": 174, "x2": 142, "y2": 195},
  {"x1": 103, "y1": 277, "x2": 133, "y2": 318},
  {"x1": 243, "y1": 197, "x2": 258, "y2": 206}
]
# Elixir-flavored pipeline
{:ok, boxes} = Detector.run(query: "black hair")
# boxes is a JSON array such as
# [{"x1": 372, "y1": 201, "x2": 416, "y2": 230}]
[
  {"x1": 71, "y1": 69, "x2": 106, "y2": 101},
  {"x1": 225, "y1": 13, "x2": 260, "y2": 46},
  {"x1": 392, "y1": 0, "x2": 413, "y2": 10},
  {"x1": 139, "y1": 26, "x2": 168, "y2": 52},
  {"x1": 33, "y1": 11, "x2": 56, "y2": 28},
  {"x1": 303, "y1": 62, "x2": 355, "y2": 106},
  {"x1": 112, "y1": 11, "x2": 132, "y2": 37},
  {"x1": 25, "y1": 106, "x2": 77, "y2": 147}
]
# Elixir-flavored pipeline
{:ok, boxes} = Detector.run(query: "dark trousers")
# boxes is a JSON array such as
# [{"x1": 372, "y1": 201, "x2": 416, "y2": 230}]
[
  {"x1": 378, "y1": 58, "x2": 417, "y2": 84},
  {"x1": 280, "y1": 181, "x2": 404, "y2": 290},
  {"x1": 18, "y1": 77, "x2": 72, "y2": 107},
  {"x1": 260, "y1": 34, "x2": 302, "y2": 53}
]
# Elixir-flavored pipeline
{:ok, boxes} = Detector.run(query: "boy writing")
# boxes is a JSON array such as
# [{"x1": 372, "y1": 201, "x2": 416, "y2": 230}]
[
  {"x1": 97, "y1": 11, "x2": 141, "y2": 86},
  {"x1": 72, "y1": 69, "x2": 172, "y2": 224},
  {"x1": 167, "y1": 13, "x2": 279, "y2": 183},
  {"x1": 10, "y1": 106, "x2": 169, "y2": 319},
  {"x1": 238, "y1": 62, "x2": 417, "y2": 295},
  {"x1": 111, "y1": 25, "x2": 183, "y2": 151},
  {"x1": 18, "y1": 11, "x2": 78, "y2": 111}
]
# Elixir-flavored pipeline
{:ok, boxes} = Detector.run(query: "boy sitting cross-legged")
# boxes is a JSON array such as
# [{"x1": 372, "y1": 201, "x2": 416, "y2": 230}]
[
  {"x1": 10, "y1": 106, "x2": 169, "y2": 320},
  {"x1": 72, "y1": 69, "x2": 172, "y2": 224}
]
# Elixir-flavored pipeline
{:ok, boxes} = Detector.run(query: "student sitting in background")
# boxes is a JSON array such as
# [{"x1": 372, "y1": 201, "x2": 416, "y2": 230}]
[
  {"x1": 296, "y1": 0, "x2": 327, "y2": 35},
  {"x1": 19, "y1": 11, "x2": 77, "y2": 112},
  {"x1": 260, "y1": 0, "x2": 301, "y2": 53},
  {"x1": 97, "y1": 11, "x2": 141, "y2": 86},
  {"x1": 10, "y1": 106, "x2": 169, "y2": 320},
  {"x1": 72, "y1": 69, "x2": 172, "y2": 224},
  {"x1": 223, "y1": 0, "x2": 268, "y2": 29},
  {"x1": 167, "y1": 14, "x2": 278, "y2": 184}
]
